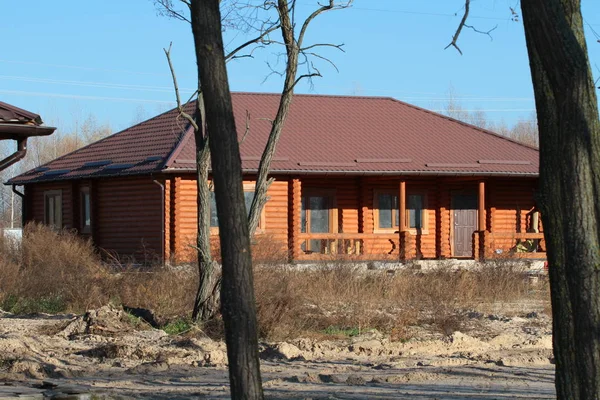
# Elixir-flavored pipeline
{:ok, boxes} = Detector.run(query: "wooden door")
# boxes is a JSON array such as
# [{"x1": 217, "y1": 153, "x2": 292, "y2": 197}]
[{"x1": 452, "y1": 194, "x2": 478, "y2": 257}]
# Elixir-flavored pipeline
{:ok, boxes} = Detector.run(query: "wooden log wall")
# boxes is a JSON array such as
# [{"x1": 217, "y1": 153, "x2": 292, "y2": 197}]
[
  {"x1": 26, "y1": 182, "x2": 74, "y2": 229},
  {"x1": 170, "y1": 175, "x2": 289, "y2": 263},
  {"x1": 94, "y1": 178, "x2": 162, "y2": 261}
]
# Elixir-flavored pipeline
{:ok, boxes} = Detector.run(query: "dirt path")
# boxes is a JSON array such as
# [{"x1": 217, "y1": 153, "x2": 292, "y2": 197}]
[{"x1": 0, "y1": 306, "x2": 555, "y2": 399}]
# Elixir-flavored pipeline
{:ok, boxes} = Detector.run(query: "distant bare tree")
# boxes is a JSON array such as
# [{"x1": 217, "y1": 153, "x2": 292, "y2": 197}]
[
  {"x1": 440, "y1": 87, "x2": 539, "y2": 147},
  {"x1": 26, "y1": 114, "x2": 111, "y2": 168},
  {"x1": 441, "y1": 86, "x2": 489, "y2": 129}
]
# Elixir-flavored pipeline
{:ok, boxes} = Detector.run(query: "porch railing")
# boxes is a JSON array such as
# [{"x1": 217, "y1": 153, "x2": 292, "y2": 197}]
[
  {"x1": 295, "y1": 231, "x2": 547, "y2": 261},
  {"x1": 475, "y1": 231, "x2": 546, "y2": 260},
  {"x1": 296, "y1": 232, "x2": 400, "y2": 260}
]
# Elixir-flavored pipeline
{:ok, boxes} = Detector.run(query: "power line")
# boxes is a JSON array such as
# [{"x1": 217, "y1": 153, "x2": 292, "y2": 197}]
[
  {"x1": 0, "y1": 74, "x2": 537, "y2": 103},
  {"x1": 0, "y1": 58, "x2": 169, "y2": 77},
  {"x1": 0, "y1": 75, "x2": 197, "y2": 94},
  {"x1": 0, "y1": 89, "x2": 176, "y2": 105}
]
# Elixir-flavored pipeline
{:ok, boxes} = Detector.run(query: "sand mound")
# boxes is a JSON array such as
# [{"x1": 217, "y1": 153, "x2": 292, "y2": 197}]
[{"x1": 58, "y1": 305, "x2": 137, "y2": 338}]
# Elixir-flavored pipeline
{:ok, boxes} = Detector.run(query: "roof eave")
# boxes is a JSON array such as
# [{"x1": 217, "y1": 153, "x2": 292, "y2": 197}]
[{"x1": 161, "y1": 167, "x2": 539, "y2": 178}]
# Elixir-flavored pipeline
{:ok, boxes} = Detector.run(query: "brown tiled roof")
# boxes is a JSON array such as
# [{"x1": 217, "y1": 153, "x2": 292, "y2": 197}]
[
  {"x1": 0, "y1": 101, "x2": 43, "y2": 125},
  {"x1": 8, "y1": 93, "x2": 538, "y2": 185}
]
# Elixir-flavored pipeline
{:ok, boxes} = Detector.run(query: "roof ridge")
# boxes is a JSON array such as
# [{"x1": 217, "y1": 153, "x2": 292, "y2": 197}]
[
  {"x1": 231, "y1": 91, "x2": 393, "y2": 101},
  {"x1": 383, "y1": 97, "x2": 539, "y2": 152}
]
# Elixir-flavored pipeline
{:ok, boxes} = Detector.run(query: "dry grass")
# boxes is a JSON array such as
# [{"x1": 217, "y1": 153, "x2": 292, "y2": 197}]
[
  {"x1": 0, "y1": 223, "x2": 549, "y2": 340},
  {"x1": 253, "y1": 261, "x2": 549, "y2": 340}
]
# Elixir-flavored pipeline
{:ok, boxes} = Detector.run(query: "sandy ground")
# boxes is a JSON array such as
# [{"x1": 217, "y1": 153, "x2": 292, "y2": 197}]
[{"x1": 0, "y1": 305, "x2": 555, "y2": 399}]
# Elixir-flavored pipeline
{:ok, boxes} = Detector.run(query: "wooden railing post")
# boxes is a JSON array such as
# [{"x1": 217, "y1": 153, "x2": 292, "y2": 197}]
[
  {"x1": 473, "y1": 231, "x2": 480, "y2": 261},
  {"x1": 399, "y1": 180, "x2": 406, "y2": 260},
  {"x1": 289, "y1": 178, "x2": 302, "y2": 262},
  {"x1": 478, "y1": 180, "x2": 486, "y2": 231},
  {"x1": 478, "y1": 181, "x2": 486, "y2": 261},
  {"x1": 399, "y1": 180, "x2": 406, "y2": 232}
]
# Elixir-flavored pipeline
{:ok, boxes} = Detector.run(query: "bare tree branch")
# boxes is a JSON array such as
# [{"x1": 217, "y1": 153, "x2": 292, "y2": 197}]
[
  {"x1": 293, "y1": 73, "x2": 321, "y2": 89},
  {"x1": 300, "y1": 42, "x2": 345, "y2": 52},
  {"x1": 464, "y1": 24, "x2": 497, "y2": 40},
  {"x1": 303, "y1": 51, "x2": 341, "y2": 72},
  {"x1": 239, "y1": 110, "x2": 251, "y2": 146},
  {"x1": 154, "y1": 0, "x2": 191, "y2": 23},
  {"x1": 163, "y1": 42, "x2": 198, "y2": 131},
  {"x1": 225, "y1": 22, "x2": 281, "y2": 61},
  {"x1": 445, "y1": 0, "x2": 470, "y2": 55},
  {"x1": 445, "y1": 0, "x2": 501, "y2": 55},
  {"x1": 298, "y1": 0, "x2": 352, "y2": 49}
]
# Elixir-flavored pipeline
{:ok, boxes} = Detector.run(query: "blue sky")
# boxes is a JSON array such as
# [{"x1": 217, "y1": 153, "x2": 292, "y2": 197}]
[{"x1": 1, "y1": 0, "x2": 599, "y2": 133}]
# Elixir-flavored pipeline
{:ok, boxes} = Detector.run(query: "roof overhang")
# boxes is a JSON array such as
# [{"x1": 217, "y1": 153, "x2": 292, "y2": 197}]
[{"x1": 0, "y1": 123, "x2": 56, "y2": 140}]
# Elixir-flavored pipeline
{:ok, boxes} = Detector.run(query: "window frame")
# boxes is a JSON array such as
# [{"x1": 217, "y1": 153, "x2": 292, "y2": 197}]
[
  {"x1": 44, "y1": 190, "x2": 63, "y2": 229},
  {"x1": 373, "y1": 189, "x2": 429, "y2": 234},
  {"x1": 209, "y1": 182, "x2": 266, "y2": 234},
  {"x1": 80, "y1": 186, "x2": 91, "y2": 234}
]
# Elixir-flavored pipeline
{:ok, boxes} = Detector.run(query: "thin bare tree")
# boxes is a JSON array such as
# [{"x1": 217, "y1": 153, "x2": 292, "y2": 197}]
[{"x1": 157, "y1": 0, "x2": 350, "y2": 322}]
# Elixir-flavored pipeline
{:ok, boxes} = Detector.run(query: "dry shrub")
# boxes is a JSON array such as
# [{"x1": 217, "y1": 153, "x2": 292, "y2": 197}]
[
  {"x1": 0, "y1": 223, "x2": 112, "y2": 313},
  {"x1": 208, "y1": 233, "x2": 288, "y2": 265},
  {"x1": 251, "y1": 234, "x2": 289, "y2": 264},
  {"x1": 0, "y1": 223, "x2": 196, "y2": 319},
  {"x1": 113, "y1": 265, "x2": 197, "y2": 321}
]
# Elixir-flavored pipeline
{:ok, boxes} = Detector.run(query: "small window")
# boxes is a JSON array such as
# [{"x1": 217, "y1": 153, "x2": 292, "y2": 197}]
[
  {"x1": 374, "y1": 190, "x2": 427, "y2": 233},
  {"x1": 80, "y1": 187, "x2": 91, "y2": 233},
  {"x1": 44, "y1": 190, "x2": 62, "y2": 229},
  {"x1": 407, "y1": 194, "x2": 424, "y2": 229},
  {"x1": 377, "y1": 193, "x2": 399, "y2": 229},
  {"x1": 209, "y1": 189, "x2": 261, "y2": 229}
]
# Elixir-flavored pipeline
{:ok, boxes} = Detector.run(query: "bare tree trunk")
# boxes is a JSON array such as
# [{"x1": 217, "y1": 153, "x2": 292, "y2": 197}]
[
  {"x1": 192, "y1": 95, "x2": 221, "y2": 322},
  {"x1": 247, "y1": 1, "x2": 298, "y2": 235},
  {"x1": 521, "y1": 1, "x2": 600, "y2": 398},
  {"x1": 247, "y1": 0, "x2": 343, "y2": 235},
  {"x1": 190, "y1": 1, "x2": 263, "y2": 398}
]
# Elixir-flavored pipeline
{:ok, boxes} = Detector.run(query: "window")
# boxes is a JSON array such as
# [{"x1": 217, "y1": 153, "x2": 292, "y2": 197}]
[
  {"x1": 407, "y1": 194, "x2": 424, "y2": 229},
  {"x1": 209, "y1": 186, "x2": 265, "y2": 231},
  {"x1": 80, "y1": 187, "x2": 91, "y2": 233},
  {"x1": 377, "y1": 193, "x2": 399, "y2": 229},
  {"x1": 44, "y1": 190, "x2": 62, "y2": 229},
  {"x1": 374, "y1": 191, "x2": 427, "y2": 233}
]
